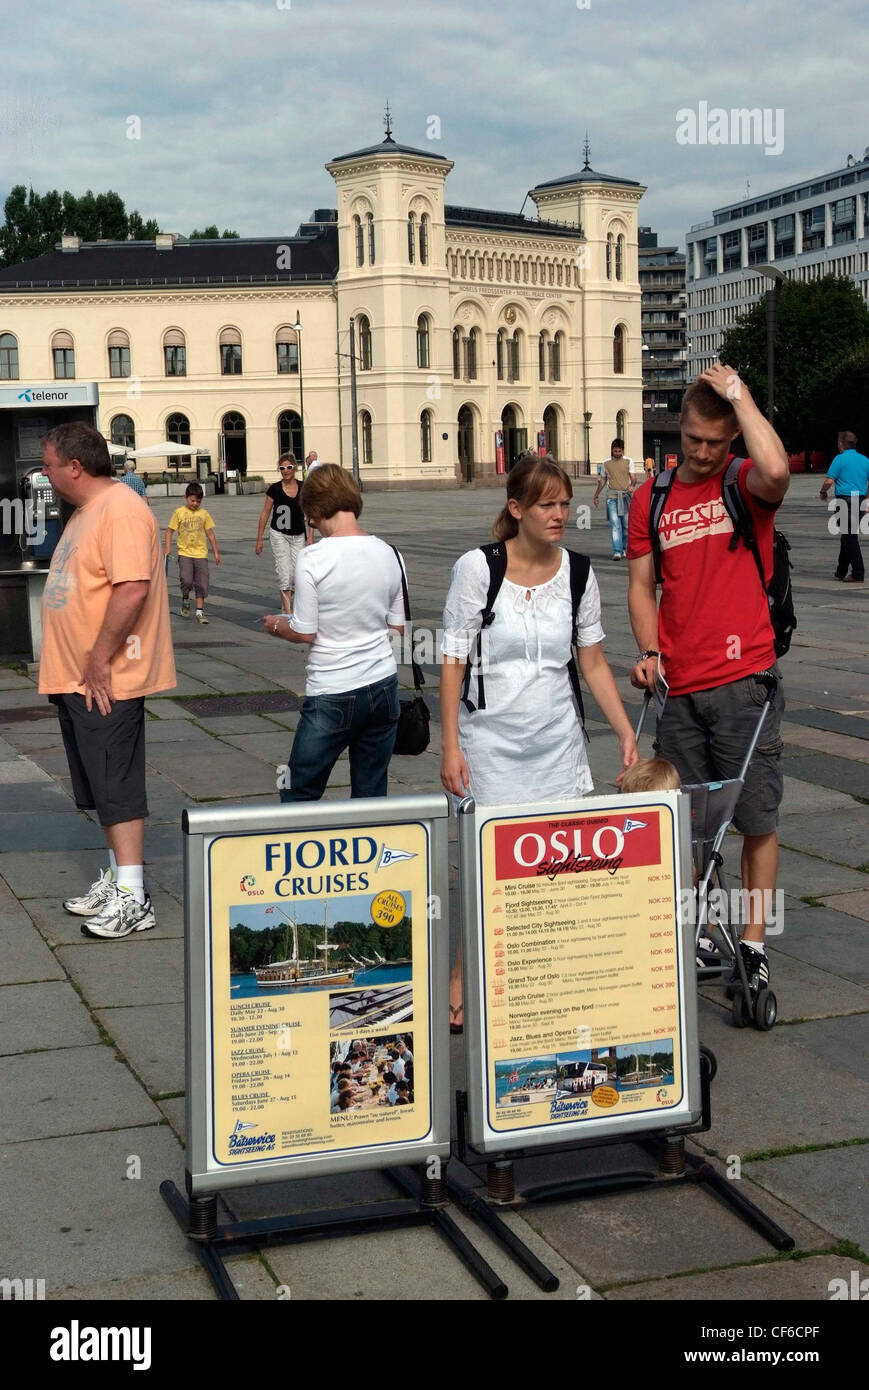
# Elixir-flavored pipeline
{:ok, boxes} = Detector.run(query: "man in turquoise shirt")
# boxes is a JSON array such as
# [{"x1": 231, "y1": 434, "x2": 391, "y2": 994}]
[{"x1": 820, "y1": 431, "x2": 869, "y2": 583}]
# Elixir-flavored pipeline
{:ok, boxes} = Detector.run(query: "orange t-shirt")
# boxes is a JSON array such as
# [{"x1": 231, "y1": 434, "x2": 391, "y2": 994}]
[{"x1": 39, "y1": 481, "x2": 176, "y2": 698}]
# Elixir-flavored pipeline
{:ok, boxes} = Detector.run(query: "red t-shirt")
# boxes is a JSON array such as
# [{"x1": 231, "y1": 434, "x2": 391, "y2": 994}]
[{"x1": 627, "y1": 458, "x2": 778, "y2": 696}]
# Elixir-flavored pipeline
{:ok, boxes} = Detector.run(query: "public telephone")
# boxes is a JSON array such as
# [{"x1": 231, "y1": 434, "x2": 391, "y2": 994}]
[{"x1": 19, "y1": 466, "x2": 62, "y2": 560}]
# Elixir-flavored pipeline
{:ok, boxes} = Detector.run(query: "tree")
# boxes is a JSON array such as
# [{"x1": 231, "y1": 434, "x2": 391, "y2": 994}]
[
  {"x1": 719, "y1": 276, "x2": 869, "y2": 453},
  {"x1": 0, "y1": 184, "x2": 162, "y2": 265},
  {"x1": 189, "y1": 226, "x2": 240, "y2": 239}
]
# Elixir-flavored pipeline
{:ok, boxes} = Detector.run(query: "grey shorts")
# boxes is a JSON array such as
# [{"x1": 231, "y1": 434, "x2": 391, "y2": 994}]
[
  {"x1": 655, "y1": 665, "x2": 785, "y2": 836},
  {"x1": 179, "y1": 556, "x2": 209, "y2": 599},
  {"x1": 52, "y1": 694, "x2": 149, "y2": 826}
]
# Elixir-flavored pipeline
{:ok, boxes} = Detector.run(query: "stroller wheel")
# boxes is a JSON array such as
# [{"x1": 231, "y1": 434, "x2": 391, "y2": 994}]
[
  {"x1": 731, "y1": 992, "x2": 750, "y2": 1029},
  {"x1": 699, "y1": 1044, "x2": 718, "y2": 1082},
  {"x1": 754, "y1": 988, "x2": 777, "y2": 1031}
]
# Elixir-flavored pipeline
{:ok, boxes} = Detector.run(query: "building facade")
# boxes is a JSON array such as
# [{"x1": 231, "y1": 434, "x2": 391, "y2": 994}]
[
  {"x1": 638, "y1": 227, "x2": 686, "y2": 462},
  {"x1": 0, "y1": 133, "x2": 645, "y2": 484},
  {"x1": 686, "y1": 151, "x2": 869, "y2": 378}
]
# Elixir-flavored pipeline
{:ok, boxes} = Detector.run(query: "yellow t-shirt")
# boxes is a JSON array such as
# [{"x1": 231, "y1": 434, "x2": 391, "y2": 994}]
[
  {"x1": 39, "y1": 481, "x2": 176, "y2": 698},
  {"x1": 168, "y1": 505, "x2": 215, "y2": 558}
]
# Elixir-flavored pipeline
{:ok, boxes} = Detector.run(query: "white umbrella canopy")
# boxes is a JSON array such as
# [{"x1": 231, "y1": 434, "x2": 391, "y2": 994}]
[
  {"x1": 128, "y1": 441, "x2": 199, "y2": 458},
  {"x1": 106, "y1": 442, "x2": 128, "y2": 457}
]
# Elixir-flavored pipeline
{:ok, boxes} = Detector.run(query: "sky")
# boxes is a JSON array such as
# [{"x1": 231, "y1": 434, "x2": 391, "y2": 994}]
[{"x1": 1, "y1": 0, "x2": 866, "y2": 248}]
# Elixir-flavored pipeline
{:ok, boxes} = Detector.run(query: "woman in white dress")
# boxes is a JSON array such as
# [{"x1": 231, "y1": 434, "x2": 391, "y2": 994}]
[{"x1": 440, "y1": 455, "x2": 638, "y2": 1028}]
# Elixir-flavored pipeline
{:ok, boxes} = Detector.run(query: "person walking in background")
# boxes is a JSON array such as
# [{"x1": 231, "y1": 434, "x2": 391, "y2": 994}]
[
  {"x1": 38, "y1": 423, "x2": 176, "y2": 939},
  {"x1": 119, "y1": 459, "x2": 147, "y2": 501},
  {"x1": 592, "y1": 437, "x2": 637, "y2": 559},
  {"x1": 819, "y1": 430, "x2": 869, "y2": 583},
  {"x1": 164, "y1": 482, "x2": 221, "y2": 623},
  {"x1": 255, "y1": 454, "x2": 308, "y2": 612}
]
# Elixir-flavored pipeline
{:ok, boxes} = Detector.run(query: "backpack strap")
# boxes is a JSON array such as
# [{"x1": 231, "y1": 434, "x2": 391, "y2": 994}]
[
  {"x1": 566, "y1": 549, "x2": 591, "y2": 735},
  {"x1": 648, "y1": 468, "x2": 678, "y2": 583},
  {"x1": 388, "y1": 544, "x2": 425, "y2": 694},
  {"x1": 460, "y1": 542, "x2": 507, "y2": 713},
  {"x1": 719, "y1": 457, "x2": 768, "y2": 594}
]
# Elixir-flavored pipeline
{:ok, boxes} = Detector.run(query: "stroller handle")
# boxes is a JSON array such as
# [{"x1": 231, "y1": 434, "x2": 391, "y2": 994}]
[
  {"x1": 635, "y1": 689, "x2": 654, "y2": 740},
  {"x1": 754, "y1": 669, "x2": 779, "y2": 704}
]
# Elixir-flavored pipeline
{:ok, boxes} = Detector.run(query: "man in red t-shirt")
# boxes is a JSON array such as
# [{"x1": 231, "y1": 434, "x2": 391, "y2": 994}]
[{"x1": 627, "y1": 365, "x2": 789, "y2": 1005}]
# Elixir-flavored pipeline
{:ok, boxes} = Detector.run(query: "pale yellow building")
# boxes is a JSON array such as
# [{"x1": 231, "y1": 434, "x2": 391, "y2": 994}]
[{"x1": 0, "y1": 132, "x2": 645, "y2": 485}]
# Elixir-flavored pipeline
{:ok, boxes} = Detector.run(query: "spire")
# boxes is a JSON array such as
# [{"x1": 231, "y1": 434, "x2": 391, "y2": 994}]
[
  {"x1": 383, "y1": 101, "x2": 394, "y2": 143},
  {"x1": 582, "y1": 132, "x2": 591, "y2": 170}
]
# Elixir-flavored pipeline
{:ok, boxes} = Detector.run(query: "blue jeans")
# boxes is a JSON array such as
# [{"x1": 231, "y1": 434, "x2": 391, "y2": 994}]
[
  {"x1": 606, "y1": 495, "x2": 629, "y2": 556},
  {"x1": 280, "y1": 674, "x2": 400, "y2": 801}
]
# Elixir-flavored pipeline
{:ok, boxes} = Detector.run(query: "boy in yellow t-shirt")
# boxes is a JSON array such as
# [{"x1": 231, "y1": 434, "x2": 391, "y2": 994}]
[{"x1": 164, "y1": 482, "x2": 221, "y2": 623}]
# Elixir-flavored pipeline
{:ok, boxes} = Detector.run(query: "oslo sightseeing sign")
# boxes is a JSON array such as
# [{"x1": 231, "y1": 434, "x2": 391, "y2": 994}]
[
  {"x1": 183, "y1": 795, "x2": 451, "y2": 1193},
  {"x1": 458, "y1": 790, "x2": 700, "y2": 1153}
]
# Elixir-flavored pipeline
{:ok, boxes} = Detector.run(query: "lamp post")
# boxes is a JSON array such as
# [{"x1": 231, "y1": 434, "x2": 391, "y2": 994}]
[
  {"x1": 757, "y1": 264, "x2": 786, "y2": 424},
  {"x1": 293, "y1": 312, "x2": 305, "y2": 464},
  {"x1": 348, "y1": 317, "x2": 360, "y2": 487},
  {"x1": 583, "y1": 411, "x2": 592, "y2": 476}
]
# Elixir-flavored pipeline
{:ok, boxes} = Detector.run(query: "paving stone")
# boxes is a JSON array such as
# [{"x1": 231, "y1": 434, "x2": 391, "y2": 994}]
[
  {"x1": 700, "y1": 950, "x2": 869, "y2": 1024},
  {"x1": 818, "y1": 889, "x2": 869, "y2": 921},
  {"x1": 0, "y1": 735, "x2": 21, "y2": 759},
  {"x1": 768, "y1": 903, "x2": 869, "y2": 985},
  {"x1": 0, "y1": 760, "x2": 53, "y2": 784},
  {"x1": 0, "y1": 1125, "x2": 198, "y2": 1289},
  {"x1": 142, "y1": 720, "x2": 218, "y2": 745},
  {"x1": 0, "y1": 672, "x2": 36, "y2": 691},
  {"x1": 145, "y1": 745, "x2": 278, "y2": 798},
  {"x1": 19, "y1": 748, "x2": 75, "y2": 779},
  {"x1": 717, "y1": 842, "x2": 869, "y2": 900},
  {"x1": 95, "y1": 1003, "x2": 185, "y2": 1096},
  {"x1": 781, "y1": 721, "x2": 869, "y2": 762},
  {"x1": 0, "y1": 726, "x2": 63, "y2": 752},
  {"x1": 47, "y1": 1259, "x2": 278, "y2": 1301},
  {"x1": 23, "y1": 885, "x2": 182, "y2": 946},
  {"x1": 158, "y1": 1096, "x2": 186, "y2": 1141},
  {"x1": 0, "y1": 850, "x2": 112, "y2": 900},
  {"x1": 778, "y1": 809, "x2": 869, "y2": 870},
  {"x1": 744, "y1": 1146, "x2": 869, "y2": 1250},
  {"x1": 605, "y1": 1254, "x2": 861, "y2": 1301},
  {"x1": 0, "y1": 1046, "x2": 162, "y2": 1142},
  {"x1": 145, "y1": 699, "x2": 197, "y2": 720},
  {"x1": 0, "y1": 688, "x2": 55, "y2": 709},
  {"x1": 56, "y1": 937, "x2": 185, "y2": 1009},
  {"x1": 0, "y1": 812, "x2": 106, "y2": 852},
  {"x1": 209, "y1": 731, "x2": 287, "y2": 765},
  {"x1": 0, "y1": 982, "x2": 99, "y2": 1056},
  {"x1": 0, "y1": 877, "x2": 65, "y2": 984},
  {"x1": 192, "y1": 713, "x2": 286, "y2": 735},
  {"x1": 780, "y1": 776, "x2": 859, "y2": 815},
  {"x1": 778, "y1": 1014, "x2": 869, "y2": 1085},
  {"x1": 171, "y1": 659, "x2": 278, "y2": 695},
  {"x1": 0, "y1": 781, "x2": 78, "y2": 813}
]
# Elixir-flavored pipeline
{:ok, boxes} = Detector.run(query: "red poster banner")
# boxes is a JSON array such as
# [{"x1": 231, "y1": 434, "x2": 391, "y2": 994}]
[{"x1": 493, "y1": 811, "x2": 662, "y2": 881}]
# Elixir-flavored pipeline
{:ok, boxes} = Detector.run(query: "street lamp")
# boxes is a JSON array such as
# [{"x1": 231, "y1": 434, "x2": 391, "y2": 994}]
[
  {"x1": 583, "y1": 411, "x2": 592, "y2": 476},
  {"x1": 757, "y1": 264, "x2": 786, "y2": 424},
  {"x1": 293, "y1": 312, "x2": 305, "y2": 464}
]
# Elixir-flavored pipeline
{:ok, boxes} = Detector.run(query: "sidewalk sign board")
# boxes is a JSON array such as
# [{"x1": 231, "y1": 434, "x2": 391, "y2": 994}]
[{"x1": 458, "y1": 790, "x2": 699, "y2": 1154}]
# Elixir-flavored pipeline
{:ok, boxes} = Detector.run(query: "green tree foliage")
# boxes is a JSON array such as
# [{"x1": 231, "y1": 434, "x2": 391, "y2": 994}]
[
  {"x1": 719, "y1": 276, "x2": 869, "y2": 453},
  {"x1": 189, "y1": 226, "x2": 240, "y2": 239},
  {"x1": 0, "y1": 185, "x2": 161, "y2": 265}
]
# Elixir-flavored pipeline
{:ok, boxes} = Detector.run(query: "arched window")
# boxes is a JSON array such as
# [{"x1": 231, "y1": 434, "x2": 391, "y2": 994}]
[
  {"x1": 275, "y1": 325, "x2": 299, "y2": 374},
  {"x1": 606, "y1": 233, "x2": 614, "y2": 280},
  {"x1": 52, "y1": 331, "x2": 75, "y2": 380},
  {"x1": 496, "y1": 257, "x2": 502, "y2": 281},
  {"x1": 420, "y1": 409, "x2": 433, "y2": 463},
  {"x1": 108, "y1": 329, "x2": 131, "y2": 378},
  {"x1": 538, "y1": 331, "x2": 548, "y2": 382},
  {"x1": 110, "y1": 415, "x2": 136, "y2": 451},
  {"x1": 543, "y1": 405, "x2": 559, "y2": 460},
  {"x1": 460, "y1": 253, "x2": 467, "y2": 277},
  {"x1": 504, "y1": 259, "x2": 511, "y2": 282},
  {"x1": 163, "y1": 328, "x2": 186, "y2": 377},
  {"x1": 358, "y1": 315, "x2": 372, "y2": 371},
  {"x1": 613, "y1": 324, "x2": 625, "y2": 375},
  {"x1": 496, "y1": 328, "x2": 506, "y2": 380},
  {"x1": 416, "y1": 315, "x2": 430, "y2": 369},
  {"x1": 166, "y1": 412, "x2": 191, "y2": 445},
  {"x1": 278, "y1": 410, "x2": 302, "y2": 458},
  {"x1": 616, "y1": 410, "x2": 627, "y2": 442},
  {"x1": 486, "y1": 257, "x2": 493, "y2": 279},
  {"x1": 407, "y1": 212, "x2": 416, "y2": 264},
  {"x1": 509, "y1": 329, "x2": 521, "y2": 383},
  {"x1": 616, "y1": 234, "x2": 625, "y2": 281},
  {"x1": 522, "y1": 259, "x2": 529, "y2": 283},
  {"x1": 531, "y1": 261, "x2": 538, "y2": 285},
  {"x1": 353, "y1": 215, "x2": 364, "y2": 267},
  {"x1": 466, "y1": 327, "x2": 478, "y2": 381},
  {"x1": 419, "y1": 213, "x2": 429, "y2": 265},
  {"x1": 469, "y1": 254, "x2": 476, "y2": 280},
  {"x1": 219, "y1": 326, "x2": 242, "y2": 375},
  {"x1": 360, "y1": 410, "x2": 373, "y2": 466},
  {"x1": 556, "y1": 262, "x2": 563, "y2": 286},
  {"x1": 549, "y1": 262, "x2": 555, "y2": 285},
  {"x1": 0, "y1": 331, "x2": 19, "y2": 379},
  {"x1": 452, "y1": 327, "x2": 462, "y2": 379},
  {"x1": 367, "y1": 212, "x2": 375, "y2": 265},
  {"x1": 222, "y1": 411, "x2": 247, "y2": 475},
  {"x1": 550, "y1": 331, "x2": 563, "y2": 383}
]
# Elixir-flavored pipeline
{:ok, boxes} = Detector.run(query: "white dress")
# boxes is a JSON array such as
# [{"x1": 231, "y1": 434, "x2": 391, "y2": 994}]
[{"x1": 442, "y1": 548, "x2": 605, "y2": 807}]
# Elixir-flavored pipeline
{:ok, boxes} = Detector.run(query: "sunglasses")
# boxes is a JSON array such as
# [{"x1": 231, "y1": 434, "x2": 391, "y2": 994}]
[{"x1": 279, "y1": 465, "x2": 295, "y2": 472}]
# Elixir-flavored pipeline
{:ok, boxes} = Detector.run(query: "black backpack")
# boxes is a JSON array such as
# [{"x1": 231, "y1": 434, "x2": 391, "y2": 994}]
[
  {"x1": 459, "y1": 542, "x2": 591, "y2": 730},
  {"x1": 648, "y1": 458, "x2": 795, "y2": 659}
]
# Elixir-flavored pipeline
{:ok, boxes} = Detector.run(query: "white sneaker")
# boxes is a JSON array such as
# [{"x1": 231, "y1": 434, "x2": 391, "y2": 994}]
[
  {"x1": 195, "y1": 609, "x2": 208, "y2": 624},
  {"x1": 81, "y1": 887, "x2": 156, "y2": 939},
  {"x1": 63, "y1": 869, "x2": 116, "y2": 917}
]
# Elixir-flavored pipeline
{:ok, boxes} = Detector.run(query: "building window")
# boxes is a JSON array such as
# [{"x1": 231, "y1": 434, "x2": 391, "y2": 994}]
[
  {"x1": 51, "y1": 332, "x2": 75, "y2": 379},
  {"x1": 0, "y1": 332, "x2": 19, "y2": 379},
  {"x1": 613, "y1": 324, "x2": 625, "y2": 375},
  {"x1": 407, "y1": 212, "x2": 416, "y2": 264},
  {"x1": 416, "y1": 315, "x2": 430, "y2": 369},
  {"x1": 419, "y1": 213, "x2": 429, "y2": 265},
  {"x1": 108, "y1": 346, "x2": 131, "y2": 377},
  {"x1": 358, "y1": 315, "x2": 372, "y2": 370},
  {"x1": 466, "y1": 328, "x2": 478, "y2": 381},
  {"x1": 278, "y1": 410, "x2": 302, "y2": 458},
  {"x1": 469, "y1": 254, "x2": 476, "y2": 280},
  {"x1": 496, "y1": 257, "x2": 502, "y2": 281},
  {"x1": 509, "y1": 330, "x2": 521, "y2": 383},
  {"x1": 538, "y1": 331, "x2": 547, "y2": 382},
  {"x1": 361, "y1": 410, "x2": 373, "y2": 465},
  {"x1": 110, "y1": 414, "x2": 136, "y2": 451},
  {"x1": 543, "y1": 404, "x2": 559, "y2": 460},
  {"x1": 616, "y1": 234, "x2": 625, "y2": 281},
  {"x1": 557, "y1": 262, "x2": 563, "y2": 286},
  {"x1": 166, "y1": 412, "x2": 191, "y2": 446},
  {"x1": 452, "y1": 327, "x2": 462, "y2": 379},
  {"x1": 276, "y1": 341, "x2": 299, "y2": 373},
  {"x1": 550, "y1": 331, "x2": 562, "y2": 382},
  {"x1": 496, "y1": 328, "x2": 505, "y2": 380},
  {"x1": 606, "y1": 233, "x2": 614, "y2": 280},
  {"x1": 354, "y1": 215, "x2": 364, "y2": 267},
  {"x1": 616, "y1": 410, "x2": 626, "y2": 440},
  {"x1": 504, "y1": 259, "x2": 511, "y2": 282},
  {"x1": 220, "y1": 343, "x2": 242, "y2": 374},
  {"x1": 367, "y1": 212, "x2": 375, "y2": 265},
  {"x1": 420, "y1": 409, "x2": 432, "y2": 462}
]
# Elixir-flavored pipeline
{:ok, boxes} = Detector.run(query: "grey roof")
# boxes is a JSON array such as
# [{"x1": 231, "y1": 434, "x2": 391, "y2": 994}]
[
  {"x1": 330, "y1": 135, "x2": 450, "y2": 164},
  {"x1": 532, "y1": 165, "x2": 642, "y2": 191},
  {"x1": 445, "y1": 205, "x2": 581, "y2": 240}
]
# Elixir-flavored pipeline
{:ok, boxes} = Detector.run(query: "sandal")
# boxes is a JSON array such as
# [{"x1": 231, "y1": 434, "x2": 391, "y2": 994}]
[{"x1": 449, "y1": 1003, "x2": 463, "y2": 1035}]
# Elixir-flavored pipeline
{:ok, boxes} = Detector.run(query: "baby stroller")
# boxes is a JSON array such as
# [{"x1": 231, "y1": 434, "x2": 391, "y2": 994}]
[{"x1": 636, "y1": 670, "x2": 780, "y2": 1031}]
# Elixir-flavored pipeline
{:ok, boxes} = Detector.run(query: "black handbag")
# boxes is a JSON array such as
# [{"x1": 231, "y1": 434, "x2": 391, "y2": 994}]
[{"x1": 389, "y1": 547, "x2": 431, "y2": 756}]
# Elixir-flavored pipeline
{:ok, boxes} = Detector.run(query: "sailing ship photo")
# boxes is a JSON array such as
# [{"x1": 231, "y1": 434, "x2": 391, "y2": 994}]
[{"x1": 228, "y1": 892, "x2": 413, "y2": 1000}]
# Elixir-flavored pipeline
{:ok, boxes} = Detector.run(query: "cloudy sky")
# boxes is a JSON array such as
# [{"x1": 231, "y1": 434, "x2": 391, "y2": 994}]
[{"x1": 2, "y1": 0, "x2": 866, "y2": 247}]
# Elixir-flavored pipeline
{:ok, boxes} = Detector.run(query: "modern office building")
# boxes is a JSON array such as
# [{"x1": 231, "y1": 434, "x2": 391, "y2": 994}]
[
  {"x1": 0, "y1": 128, "x2": 645, "y2": 484},
  {"x1": 638, "y1": 227, "x2": 686, "y2": 461},
  {"x1": 685, "y1": 151, "x2": 869, "y2": 377}
]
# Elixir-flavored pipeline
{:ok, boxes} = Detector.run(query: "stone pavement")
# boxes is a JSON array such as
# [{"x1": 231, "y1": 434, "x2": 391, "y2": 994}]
[{"x1": 0, "y1": 475, "x2": 866, "y2": 1301}]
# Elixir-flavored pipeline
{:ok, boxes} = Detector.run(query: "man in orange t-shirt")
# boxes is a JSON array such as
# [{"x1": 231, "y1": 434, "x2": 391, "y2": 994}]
[{"x1": 39, "y1": 422, "x2": 176, "y2": 939}]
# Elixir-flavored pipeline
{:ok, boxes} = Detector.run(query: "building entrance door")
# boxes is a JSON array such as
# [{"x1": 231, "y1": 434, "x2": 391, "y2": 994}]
[{"x1": 458, "y1": 406, "x2": 474, "y2": 483}]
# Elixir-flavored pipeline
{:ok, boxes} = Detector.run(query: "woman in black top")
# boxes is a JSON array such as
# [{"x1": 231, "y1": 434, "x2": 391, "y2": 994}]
[{"x1": 255, "y1": 454, "x2": 308, "y2": 612}]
